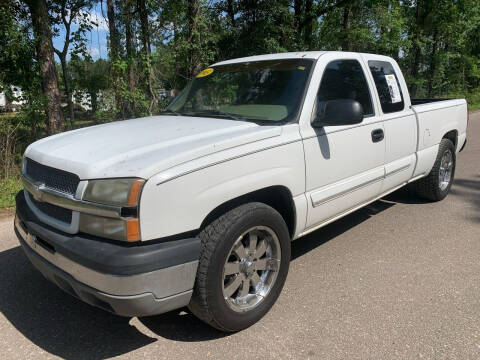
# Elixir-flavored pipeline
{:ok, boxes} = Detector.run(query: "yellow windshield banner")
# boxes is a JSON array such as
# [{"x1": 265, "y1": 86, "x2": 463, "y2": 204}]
[{"x1": 196, "y1": 68, "x2": 214, "y2": 78}]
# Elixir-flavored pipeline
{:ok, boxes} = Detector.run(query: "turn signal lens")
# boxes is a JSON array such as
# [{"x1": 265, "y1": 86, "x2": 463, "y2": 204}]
[
  {"x1": 127, "y1": 179, "x2": 145, "y2": 206},
  {"x1": 126, "y1": 218, "x2": 140, "y2": 242}
]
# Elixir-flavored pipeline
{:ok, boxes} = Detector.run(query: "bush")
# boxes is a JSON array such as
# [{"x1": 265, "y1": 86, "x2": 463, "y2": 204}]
[{"x1": 0, "y1": 176, "x2": 21, "y2": 209}]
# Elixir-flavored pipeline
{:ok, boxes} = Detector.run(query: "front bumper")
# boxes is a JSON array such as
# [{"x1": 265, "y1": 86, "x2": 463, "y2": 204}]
[{"x1": 14, "y1": 191, "x2": 201, "y2": 317}]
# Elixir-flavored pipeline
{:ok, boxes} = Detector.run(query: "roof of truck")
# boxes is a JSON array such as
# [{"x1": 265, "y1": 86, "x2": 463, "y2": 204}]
[
  {"x1": 212, "y1": 51, "x2": 327, "y2": 66},
  {"x1": 211, "y1": 51, "x2": 396, "y2": 67},
  {"x1": 210, "y1": 51, "x2": 398, "y2": 69}
]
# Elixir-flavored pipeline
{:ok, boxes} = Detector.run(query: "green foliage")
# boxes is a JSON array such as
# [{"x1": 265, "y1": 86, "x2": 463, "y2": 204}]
[
  {"x1": 0, "y1": 1, "x2": 42, "y2": 98},
  {"x1": 0, "y1": 0, "x2": 479, "y2": 205},
  {"x1": 0, "y1": 177, "x2": 22, "y2": 209},
  {"x1": 0, "y1": 0, "x2": 479, "y2": 209},
  {"x1": 70, "y1": 56, "x2": 109, "y2": 113}
]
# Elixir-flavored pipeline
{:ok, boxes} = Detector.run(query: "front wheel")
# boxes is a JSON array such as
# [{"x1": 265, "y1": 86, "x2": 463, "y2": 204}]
[
  {"x1": 414, "y1": 138, "x2": 456, "y2": 201},
  {"x1": 189, "y1": 202, "x2": 291, "y2": 332}
]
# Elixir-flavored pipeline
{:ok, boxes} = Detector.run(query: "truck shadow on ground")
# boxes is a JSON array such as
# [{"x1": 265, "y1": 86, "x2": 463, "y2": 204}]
[
  {"x1": 290, "y1": 198, "x2": 396, "y2": 260},
  {"x1": 0, "y1": 187, "x2": 428, "y2": 357},
  {"x1": 449, "y1": 176, "x2": 480, "y2": 223},
  {"x1": 0, "y1": 246, "x2": 157, "y2": 360}
]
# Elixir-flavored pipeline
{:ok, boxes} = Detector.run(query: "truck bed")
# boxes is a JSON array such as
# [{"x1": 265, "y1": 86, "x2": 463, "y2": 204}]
[
  {"x1": 411, "y1": 98, "x2": 452, "y2": 105},
  {"x1": 407, "y1": 97, "x2": 468, "y2": 182},
  {"x1": 412, "y1": 97, "x2": 468, "y2": 151}
]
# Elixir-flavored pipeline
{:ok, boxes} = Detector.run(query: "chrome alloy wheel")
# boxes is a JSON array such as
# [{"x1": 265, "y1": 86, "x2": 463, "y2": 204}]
[
  {"x1": 222, "y1": 226, "x2": 281, "y2": 312},
  {"x1": 439, "y1": 149, "x2": 454, "y2": 191}
]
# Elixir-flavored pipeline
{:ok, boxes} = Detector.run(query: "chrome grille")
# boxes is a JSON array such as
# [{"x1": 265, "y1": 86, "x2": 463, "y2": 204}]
[
  {"x1": 28, "y1": 192, "x2": 73, "y2": 224},
  {"x1": 25, "y1": 158, "x2": 80, "y2": 196}
]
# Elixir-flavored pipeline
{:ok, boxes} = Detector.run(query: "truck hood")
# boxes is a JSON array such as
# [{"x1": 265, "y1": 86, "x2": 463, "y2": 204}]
[{"x1": 25, "y1": 115, "x2": 281, "y2": 179}]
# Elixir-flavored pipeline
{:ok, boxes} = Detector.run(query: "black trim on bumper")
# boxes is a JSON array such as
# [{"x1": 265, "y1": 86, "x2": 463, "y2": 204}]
[
  {"x1": 15, "y1": 191, "x2": 201, "y2": 276},
  {"x1": 17, "y1": 232, "x2": 193, "y2": 317}
]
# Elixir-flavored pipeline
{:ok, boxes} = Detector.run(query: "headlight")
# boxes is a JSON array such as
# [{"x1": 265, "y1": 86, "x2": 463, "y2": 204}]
[
  {"x1": 81, "y1": 178, "x2": 144, "y2": 242},
  {"x1": 83, "y1": 178, "x2": 145, "y2": 206},
  {"x1": 79, "y1": 214, "x2": 140, "y2": 242}
]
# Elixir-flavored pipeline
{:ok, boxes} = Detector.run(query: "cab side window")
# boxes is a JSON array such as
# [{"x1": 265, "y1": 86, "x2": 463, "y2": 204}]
[
  {"x1": 368, "y1": 60, "x2": 405, "y2": 113},
  {"x1": 317, "y1": 59, "x2": 374, "y2": 119}
]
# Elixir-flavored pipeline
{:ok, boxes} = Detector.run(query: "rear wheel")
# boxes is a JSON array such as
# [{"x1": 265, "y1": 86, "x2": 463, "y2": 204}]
[
  {"x1": 189, "y1": 202, "x2": 291, "y2": 332},
  {"x1": 414, "y1": 138, "x2": 456, "y2": 201}
]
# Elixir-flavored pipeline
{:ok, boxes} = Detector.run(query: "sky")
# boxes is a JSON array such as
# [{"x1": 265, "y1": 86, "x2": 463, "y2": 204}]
[{"x1": 52, "y1": 2, "x2": 108, "y2": 61}]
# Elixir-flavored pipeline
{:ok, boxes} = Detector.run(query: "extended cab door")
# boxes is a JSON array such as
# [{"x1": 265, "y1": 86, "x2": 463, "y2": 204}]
[
  {"x1": 299, "y1": 53, "x2": 385, "y2": 231},
  {"x1": 362, "y1": 54, "x2": 417, "y2": 192}
]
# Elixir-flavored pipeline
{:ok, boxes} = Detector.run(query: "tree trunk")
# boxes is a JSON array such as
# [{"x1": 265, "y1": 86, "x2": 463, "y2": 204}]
[
  {"x1": 410, "y1": 0, "x2": 426, "y2": 97},
  {"x1": 427, "y1": 29, "x2": 438, "y2": 97},
  {"x1": 294, "y1": 0, "x2": 303, "y2": 45},
  {"x1": 27, "y1": 0, "x2": 64, "y2": 135},
  {"x1": 125, "y1": 1, "x2": 136, "y2": 116},
  {"x1": 137, "y1": 0, "x2": 156, "y2": 114},
  {"x1": 4, "y1": 92, "x2": 11, "y2": 112},
  {"x1": 187, "y1": 0, "x2": 201, "y2": 79},
  {"x1": 90, "y1": 92, "x2": 98, "y2": 115},
  {"x1": 59, "y1": 55, "x2": 74, "y2": 124},
  {"x1": 304, "y1": 0, "x2": 313, "y2": 49},
  {"x1": 342, "y1": 4, "x2": 351, "y2": 51},
  {"x1": 106, "y1": 0, "x2": 120, "y2": 60},
  {"x1": 138, "y1": 0, "x2": 151, "y2": 55},
  {"x1": 106, "y1": 0, "x2": 123, "y2": 117},
  {"x1": 227, "y1": 0, "x2": 235, "y2": 27}
]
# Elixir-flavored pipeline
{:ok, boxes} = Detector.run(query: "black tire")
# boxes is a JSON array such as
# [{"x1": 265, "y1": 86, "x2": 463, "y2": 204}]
[
  {"x1": 414, "y1": 138, "x2": 456, "y2": 201},
  {"x1": 188, "y1": 202, "x2": 291, "y2": 332}
]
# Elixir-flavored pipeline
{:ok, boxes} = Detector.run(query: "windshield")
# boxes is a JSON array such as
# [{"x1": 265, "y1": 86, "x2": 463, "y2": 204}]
[{"x1": 166, "y1": 59, "x2": 314, "y2": 124}]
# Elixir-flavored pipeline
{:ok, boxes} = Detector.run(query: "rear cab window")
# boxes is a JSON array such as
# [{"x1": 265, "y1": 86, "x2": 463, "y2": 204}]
[{"x1": 368, "y1": 60, "x2": 405, "y2": 113}]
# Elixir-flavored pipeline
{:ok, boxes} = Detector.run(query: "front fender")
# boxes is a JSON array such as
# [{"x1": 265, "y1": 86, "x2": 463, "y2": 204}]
[{"x1": 139, "y1": 141, "x2": 305, "y2": 240}]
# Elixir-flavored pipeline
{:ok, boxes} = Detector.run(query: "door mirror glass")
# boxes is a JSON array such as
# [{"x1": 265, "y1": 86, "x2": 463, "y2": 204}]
[{"x1": 312, "y1": 99, "x2": 364, "y2": 127}]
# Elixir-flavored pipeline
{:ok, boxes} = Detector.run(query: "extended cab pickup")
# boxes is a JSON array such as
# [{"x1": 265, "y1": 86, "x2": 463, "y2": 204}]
[{"x1": 15, "y1": 51, "x2": 468, "y2": 331}]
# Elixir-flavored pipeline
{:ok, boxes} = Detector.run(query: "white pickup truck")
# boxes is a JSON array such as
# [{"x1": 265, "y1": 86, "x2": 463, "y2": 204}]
[{"x1": 15, "y1": 51, "x2": 468, "y2": 331}]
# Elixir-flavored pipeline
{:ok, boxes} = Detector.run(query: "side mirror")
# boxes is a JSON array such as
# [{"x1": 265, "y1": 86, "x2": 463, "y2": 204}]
[{"x1": 312, "y1": 99, "x2": 364, "y2": 128}]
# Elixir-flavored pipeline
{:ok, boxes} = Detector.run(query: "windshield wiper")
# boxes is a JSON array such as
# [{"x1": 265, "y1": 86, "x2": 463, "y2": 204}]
[
  {"x1": 188, "y1": 110, "x2": 249, "y2": 122},
  {"x1": 160, "y1": 109, "x2": 182, "y2": 116}
]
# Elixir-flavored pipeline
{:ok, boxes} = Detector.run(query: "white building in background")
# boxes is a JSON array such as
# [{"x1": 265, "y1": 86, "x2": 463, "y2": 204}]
[
  {"x1": 73, "y1": 90, "x2": 92, "y2": 111},
  {"x1": 0, "y1": 86, "x2": 26, "y2": 111},
  {"x1": 158, "y1": 89, "x2": 176, "y2": 99}
]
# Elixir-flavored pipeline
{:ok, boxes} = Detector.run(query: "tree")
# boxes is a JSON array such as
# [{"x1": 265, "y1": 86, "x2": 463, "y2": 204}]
[
  {"x1": 4, "y1": 0, "x2": 480, "y2": 135},
  {"x1": 106, "y1": 0, "x2": 125, "y2": 117},
  {"x1": 106, "y1": 0, "x2": 121, "y2": 60},
  {"x1": 122, "y1": 0, "x2": 137, "y2": 116},
  {"x1": 137, "y1": 0, "x2": 156, "y2": 114},
  {"x1": 0, "y1": 1, "x2": 39, "y2": 95},
  {"x1": 25, "y1": 0, "x2": 65, "y2": 134},
  {"x1": 70, "y1": 56, "x2": 108, "y2": 114},
  {"x1": 49, "y1": 0, "x2": 94, "y2": 123}
]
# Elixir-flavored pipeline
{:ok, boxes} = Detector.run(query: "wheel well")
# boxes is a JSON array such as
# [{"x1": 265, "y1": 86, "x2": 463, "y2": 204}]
[
  {"x1": 443, "y1": 130, "x2": 458, "y2": 148},
  {"x1": 200, "y1": 186, "x2": 296, "y2": 238}
]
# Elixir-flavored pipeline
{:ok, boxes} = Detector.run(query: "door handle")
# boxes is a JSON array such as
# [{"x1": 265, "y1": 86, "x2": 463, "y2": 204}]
[{"x1": 371, "y1": 129, "x2": 384, "y2": 143}]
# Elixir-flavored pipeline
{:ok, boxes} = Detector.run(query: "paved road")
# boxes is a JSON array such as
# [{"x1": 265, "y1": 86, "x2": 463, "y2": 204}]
[{"x1": 1, "y1": 113, "x2": 479, "y2": 360}]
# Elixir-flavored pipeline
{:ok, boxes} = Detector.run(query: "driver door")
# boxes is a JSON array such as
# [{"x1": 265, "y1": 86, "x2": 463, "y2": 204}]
[{"x1": 300, "y1": 53, "x2": 385, "y2": 231}]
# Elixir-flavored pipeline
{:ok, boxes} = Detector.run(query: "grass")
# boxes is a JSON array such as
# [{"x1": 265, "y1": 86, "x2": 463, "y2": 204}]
[
  {"x1": 465, "y1": 93, "x2": 480, "y2": 111},
  {"x1": 0, "y1": 176, "x2": 22, "y2": 209},
  {"x1": 469, "y1": 102, "x2": 480, "y2": 111},
  {"x1": 442, "y1": 91, "x2": 480, "y2": 111}
]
